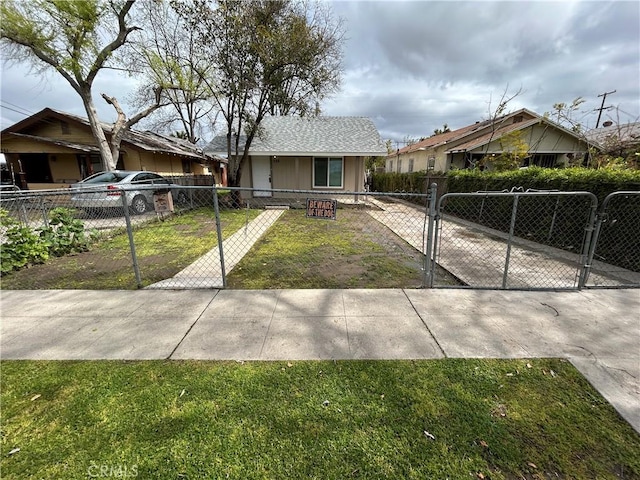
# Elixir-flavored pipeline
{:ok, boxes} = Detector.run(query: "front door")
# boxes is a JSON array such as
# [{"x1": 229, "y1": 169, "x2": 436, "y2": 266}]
[{"x1": 252, "y1": 156, "x2": 272, "y2": 197}]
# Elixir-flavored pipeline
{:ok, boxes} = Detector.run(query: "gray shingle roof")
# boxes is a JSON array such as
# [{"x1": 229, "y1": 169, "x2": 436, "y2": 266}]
[{"x1": 205, "y1": 116, "x2": 387, "y2": 157}]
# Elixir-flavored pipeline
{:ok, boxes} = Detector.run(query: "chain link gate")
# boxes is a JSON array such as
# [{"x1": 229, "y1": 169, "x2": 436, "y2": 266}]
[
  {"x1": 584, "y1": 191, "x2": 640, "y2": 288},
  {"x1": 427, "y1": 189, "x2": 599, "y2": 290}
]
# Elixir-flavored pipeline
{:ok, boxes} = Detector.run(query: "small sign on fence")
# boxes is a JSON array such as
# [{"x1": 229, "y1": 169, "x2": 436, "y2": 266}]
[
  {"x1": 153, "y1": 191, "x2": 174, "y2": 213},
  {"x1": 306, "y1": 198, "x2": 337, "y2": 220}
]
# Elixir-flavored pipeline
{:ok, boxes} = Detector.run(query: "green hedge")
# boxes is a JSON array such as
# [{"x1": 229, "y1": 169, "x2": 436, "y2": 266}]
[
  {"x1": 444, "y1": 168, "x2": 640, "y2": 273},
  {"x1": 371, "y1": 172, "x2": 431, "y2": 193},
  {"x1": 446, "y1": 167, "x2": 640, "y2": 203}
]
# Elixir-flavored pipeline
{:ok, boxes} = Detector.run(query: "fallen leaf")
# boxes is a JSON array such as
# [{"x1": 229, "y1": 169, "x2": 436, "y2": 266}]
[
  {"x1": 550, "y1": 370, "x2": 557, "y2": 378},
  {"x1": 322, "y1": 400, "x2": 330, "y2": 407},
  {"x1": 287, "y1": 362, "x2": 293, "y2": 368},
  {"x1": 423, "y1": 430, "x2": 435, "y2": 440},
  {"x1": 528, "y1": 462, "x2": 538, "y2": 469},
  {"x1": 526, "y1": 363, "x2": 532, "y2": 369},
  {"x1": 477, "y1": 473, "x2": 485, "y2": 479},
  {"x1": 30, "y1": 394, "x2": 41, "y2": 401},
  {"x1": 179, "y1": 389, "x2": 186, "y2": 398},
  {"x1": 8, "y1": 448, "x2": 20, "y2": 456},
  {"x1": 506, "y1": 373, "x2": 514, "y2": 377},
  {"x1": 480, "y1": 440, "x2": 489, "y2": 448}
]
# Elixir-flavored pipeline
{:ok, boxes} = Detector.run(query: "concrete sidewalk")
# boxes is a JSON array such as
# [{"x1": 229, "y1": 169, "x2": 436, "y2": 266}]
[{"x1": 1, "y1": 288, "x2": 638, "y2": 433}]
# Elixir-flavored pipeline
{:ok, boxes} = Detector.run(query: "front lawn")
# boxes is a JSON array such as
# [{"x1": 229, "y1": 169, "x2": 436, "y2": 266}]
[
  {"x1": 0, "y1": 208, "x2": 260, "y2": 289},
  {"x1": 1, "y1": 359, "x2": 639, "y2": 479},
  {"x1": 228, "y1": 209, "x2": 460, "y2": 289}
]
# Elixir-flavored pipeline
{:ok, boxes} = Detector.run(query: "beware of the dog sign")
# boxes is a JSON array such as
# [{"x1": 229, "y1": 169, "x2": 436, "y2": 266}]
[{"x1": 306, "y1": 198, "x2": 337, "y2": 220}]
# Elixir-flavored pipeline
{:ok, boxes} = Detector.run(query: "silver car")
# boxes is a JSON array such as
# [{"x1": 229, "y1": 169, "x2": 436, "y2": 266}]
[{"x1": 70, "y1": 170, "x2": 187, "y2": 215}]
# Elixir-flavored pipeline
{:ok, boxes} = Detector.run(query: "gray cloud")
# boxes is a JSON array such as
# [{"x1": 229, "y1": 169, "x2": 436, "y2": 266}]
[
  {"x1": 2, "y1": 1, "x2": 638, "y2": 145},
  {"x1": 325, "y1": 0, "x2": 640, "y2": 141}
]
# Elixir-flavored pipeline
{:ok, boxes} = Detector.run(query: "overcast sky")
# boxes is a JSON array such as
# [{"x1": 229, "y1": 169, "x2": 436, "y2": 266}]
[{"x1": 1, "y1": 0, "x2": 638, "y2": 146}]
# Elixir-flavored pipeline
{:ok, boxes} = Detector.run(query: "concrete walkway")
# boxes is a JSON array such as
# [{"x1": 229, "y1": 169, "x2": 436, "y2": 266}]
[
  {"x1": 367, "y1": 197, "x2": 639, "y2": 288},
  {"x1": 1, "y1": 288, "x2": 638, "y2": 433},
  {"x1": 147, "y1": 208, "x2": 286, "y2": 289}
]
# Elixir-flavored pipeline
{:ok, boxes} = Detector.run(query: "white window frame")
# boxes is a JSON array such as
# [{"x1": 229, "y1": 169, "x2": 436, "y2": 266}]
[{"x1": 313, "y1": 157, "x2": 344, "y2": 189}]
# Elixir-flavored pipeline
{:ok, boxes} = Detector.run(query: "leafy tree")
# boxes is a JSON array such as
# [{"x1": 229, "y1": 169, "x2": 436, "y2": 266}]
[
  {"x1": 0, "y1": 0, "x2": 165, "y2": 171},
  {"x1": 175, "y1": 0, "x2": 344, "y2": 189},
  {"x1": 482, "y1": 130, "x2": 529, "y2": 171}
]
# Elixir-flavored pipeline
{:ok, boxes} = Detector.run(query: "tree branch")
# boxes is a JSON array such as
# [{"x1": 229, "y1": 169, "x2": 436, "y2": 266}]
[{"x1": 86, "y1": 0, "x2": 140, "y2": 85}]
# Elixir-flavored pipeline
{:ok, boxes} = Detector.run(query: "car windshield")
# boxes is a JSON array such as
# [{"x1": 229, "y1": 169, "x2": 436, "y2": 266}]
[{"x1": 82, "y1": 172, "x2": 130, "y2": 184}]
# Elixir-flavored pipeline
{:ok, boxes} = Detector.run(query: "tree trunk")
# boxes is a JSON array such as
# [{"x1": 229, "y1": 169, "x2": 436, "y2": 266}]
[{"x1": 82, "y1": 94, "x2": 117, "y2": 171}]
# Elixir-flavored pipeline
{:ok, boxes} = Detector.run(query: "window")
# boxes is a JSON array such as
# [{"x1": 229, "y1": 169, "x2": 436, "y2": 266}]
[
  {"x1": 408, "y1": 158, "x2": 414, "y2": 173},
  {"x1": 531, "y1": 154, "x2": 557, "y2": 168},
  {"x1": 313, "y1": 157, "x2": 343, "y2": 188},
  {"x1": 60, "y1": 121, "x2": 70, "y2": 134},
  {"x1": 397, "y1": 159, "x2": 402, "y2": 173}
]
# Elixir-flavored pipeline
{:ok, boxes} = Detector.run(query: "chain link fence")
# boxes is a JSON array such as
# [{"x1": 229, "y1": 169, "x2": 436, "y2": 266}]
[
  {"x1": 1, "y1": 186, "x2": 450, "y2": 290},
  {"x1": 431, "y1": 190, "x2": 598, "y2": 289},
  {"x1": 1, "y1": 184, "x2": 638, "y2": 291},
  {"x1": 585, "y1": 191, "x2": 640, "y2": 288}
]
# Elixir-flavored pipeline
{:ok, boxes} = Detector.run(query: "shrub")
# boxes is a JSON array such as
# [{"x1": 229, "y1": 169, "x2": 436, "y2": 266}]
[
  {"x1": 1, "y1": 207, "x2": 94, "y2": 276},
  {"x1": 0, "y1": 209, "x2": 49, "y2": 275},
  {"x1": 38, "y1": 207, "x2": 93, "y2": 257},
  {"x1": 446, "y1": 167, "x2": 640, "y2": 202}
]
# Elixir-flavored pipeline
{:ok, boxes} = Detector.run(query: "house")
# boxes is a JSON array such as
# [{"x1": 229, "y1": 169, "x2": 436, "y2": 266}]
[
  {"x1": 386, "y1": 108, "x2": 591, "y2": 173},
  {"x1": 586, "y1": 121, "x2": 640, "y2": 156},
  {"x1": 0, "y1": 108, "x2": 225, "y2": 189},
  {"x1": 204, "y1": 116, "x2": 386, "y2": 198}
]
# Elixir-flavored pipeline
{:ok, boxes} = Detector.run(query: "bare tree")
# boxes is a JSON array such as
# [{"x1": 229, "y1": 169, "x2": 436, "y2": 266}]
[
  {"x1": 126, "y1": 0, "x2": 218, "y2": 144},
  {"x1": 0, "y1": 0, "x2": 166, "y2": 171}
]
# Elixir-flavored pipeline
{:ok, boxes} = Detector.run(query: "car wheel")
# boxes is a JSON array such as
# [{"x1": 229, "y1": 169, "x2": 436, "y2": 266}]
[{"x1": 130, "y1": 195, "x2": 148, "y2": 215}]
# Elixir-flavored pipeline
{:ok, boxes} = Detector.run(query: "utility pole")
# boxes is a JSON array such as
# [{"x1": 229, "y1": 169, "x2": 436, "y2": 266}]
[{"x1": 594, "y1": 90, "x2": 616, "y2": 128}]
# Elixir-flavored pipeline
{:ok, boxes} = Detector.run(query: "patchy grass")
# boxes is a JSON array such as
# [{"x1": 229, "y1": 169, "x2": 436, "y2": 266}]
[
  {"x1": 0, "y1": 208, "x2": 260, "y2": 289},
  {"x1": 1, "y1": 204, "x2": 461, "y2": 290},
  {"x1": 1, "y1": 359, "x2": 638, "y2": 479},
  {"x1": 228, "y1": 209, "x2": 460, "y2": 289}
]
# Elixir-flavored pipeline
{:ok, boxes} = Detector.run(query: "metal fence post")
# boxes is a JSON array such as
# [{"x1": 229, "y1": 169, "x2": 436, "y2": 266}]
[
  {"x1": 121, "y1": 190, "x2": 143, "y2": 288},
  {"x1": 423, "y1": 183, "x2": 438, "y2": 288},
  {"x1": 212, "y1": 186, "x2": 227, "y2": 288},
  {"x1": 502, "y1": 194, "x2": 519, "y2": 289},
  {"x1": 579, "y1": 194, "x2": 601, "y2": 288},
  {"x1": 39, "y1": 196, "x2": 49, "y2": 229}
]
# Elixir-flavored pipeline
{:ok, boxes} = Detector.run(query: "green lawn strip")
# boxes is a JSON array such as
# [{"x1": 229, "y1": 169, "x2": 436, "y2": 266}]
[
  {"x1": 228, "y1": 209, "x2": 428, "y2": 289},
  {"x1": 1, "y1": 359, "x2": 638, "y2": 479},
  {"x1": 0, "y1": 208, "x2": 260, "y2": 289}
]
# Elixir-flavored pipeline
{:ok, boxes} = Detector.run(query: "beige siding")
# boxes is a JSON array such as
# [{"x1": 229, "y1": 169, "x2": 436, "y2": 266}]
[
  {"x1": 385, "y1": 150, "x2": 442, "y2": 174},
  {"x1": 526, "y1": 124, "x2": 586, "y2": 152},
  {"x1": 25, "y1": 119, "x2": 95, "y2": 145},
  {"x1": 1, "y1": 137, "x2": 83, "y2": 155},
  {"x1": 241, "y1": 155, "x2": 365, "y2": 199},
  {"x1": 48, "y1": 154, "x2": 81, "y2": 182}
]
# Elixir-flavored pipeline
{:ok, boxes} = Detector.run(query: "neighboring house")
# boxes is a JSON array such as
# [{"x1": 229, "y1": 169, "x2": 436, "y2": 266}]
[
  {"x1": 586, "y1": 121, "x2": 640, "y2": 156},
  {"x1": 386, "y1": 108, "x2": 591, "y2": 173},
  {"x1": 0, "y1": 108, "x2": 225, "y2": 189},
  {"x1": 204, "y1": 116, "x2": 386, "y2": 198}
]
